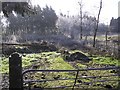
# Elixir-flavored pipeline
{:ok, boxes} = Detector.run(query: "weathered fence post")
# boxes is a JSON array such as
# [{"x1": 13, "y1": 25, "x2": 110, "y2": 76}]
[{"x1": 9, "y1": 52, "x2": 23, "y2": 89}]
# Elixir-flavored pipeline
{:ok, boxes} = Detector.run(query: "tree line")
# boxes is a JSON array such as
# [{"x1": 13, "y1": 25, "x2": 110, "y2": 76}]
[
  {"x1": 4, "y1": 5, "x2": 58, "y2": 36},
  {"x1": 1, "y1": 1, "x2": 115, "y2": 48}
]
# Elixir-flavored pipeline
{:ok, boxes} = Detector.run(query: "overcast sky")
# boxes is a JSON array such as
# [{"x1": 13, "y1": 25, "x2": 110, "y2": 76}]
[{"x1": 31, "y1": 0, "x2": 119, "y2": 24}]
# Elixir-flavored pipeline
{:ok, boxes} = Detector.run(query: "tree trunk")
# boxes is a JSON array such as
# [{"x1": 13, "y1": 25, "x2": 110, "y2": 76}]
[
  {"x1": 78, "y1": 1, "x2": 83, "y2": 40},
  {"x1": 105, "y1": 30, "x2": 108, "y2": 49},
  {"x1": 80, "y1": 8, "x2": 82, "y2": 40},
  {"x1": 93, "y1": 0, "x2": 102, "y2": 47}
]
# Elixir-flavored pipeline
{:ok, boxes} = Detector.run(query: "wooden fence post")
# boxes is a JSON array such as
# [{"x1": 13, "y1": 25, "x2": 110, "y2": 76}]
[{"x1": 9, "y1": 52, "x2": 23, "y2": 89}]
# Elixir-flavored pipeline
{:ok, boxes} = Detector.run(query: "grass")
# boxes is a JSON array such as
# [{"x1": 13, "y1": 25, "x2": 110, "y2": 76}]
[
  {"x1": 1, "y1": 50, "x2": 119, "y2": 73},
  {"x1": 21, "y1": 52, "x2": 76, "y2": 88},
  {"x1": 49, "y1": 56, "x2": 74, "y2": 70},
  {"x1": 1, "y1": 58, "x2": 9, "y2": 73},
  {"x1": 92, "y1": 56, "x2": 119, "y2": 66},
  {"x1": 69, "y1": 50, "x2": 89, "y2": 56},
  {"x1": 76, "y1": 63, "x2": 87, "y2": 68},
  {"x1": 87, "y1": 34, "x2": 119, "y2": 41},
  {"x1": 1, "y1": 50, "x2": 119, "y2": 88}
]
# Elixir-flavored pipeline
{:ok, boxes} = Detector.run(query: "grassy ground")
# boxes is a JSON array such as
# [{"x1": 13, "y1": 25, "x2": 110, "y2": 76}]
[{"x1": 1, "y1": 50, "x2": 119, "y2": 89}]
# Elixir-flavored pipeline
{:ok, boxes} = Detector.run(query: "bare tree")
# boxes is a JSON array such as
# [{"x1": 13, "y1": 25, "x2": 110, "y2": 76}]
[
  {"x1": 93, "y1": 0, "x2": 102, "y2": 47},
  {"x1": 105, "y1": 24, "x2": 110, "y2": 49},
  {"x1": 78, "y1": 0, "x2": 83, "y2": 40}
]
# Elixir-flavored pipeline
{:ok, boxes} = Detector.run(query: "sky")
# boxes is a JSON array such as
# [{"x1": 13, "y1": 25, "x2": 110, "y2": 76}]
[{"x1": 31, "y1": 0, "x2": 119, "y2": 24}]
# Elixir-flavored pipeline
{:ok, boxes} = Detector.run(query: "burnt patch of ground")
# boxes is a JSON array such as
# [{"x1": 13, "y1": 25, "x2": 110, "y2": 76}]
[
  {"x1": 2, "y1": 41, "x2": 57, "y2": 56},
  {"x1": 64, "y1": 51, "x2": 91, "y2": 63}
]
